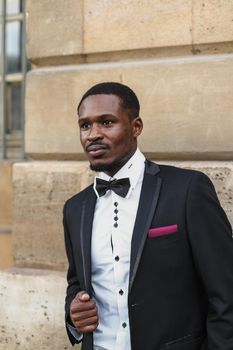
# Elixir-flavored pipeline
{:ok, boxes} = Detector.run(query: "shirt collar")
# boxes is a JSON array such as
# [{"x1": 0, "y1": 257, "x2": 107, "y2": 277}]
[{"x1": 93, "y1": 148, "x2": 145, "y2": 198}]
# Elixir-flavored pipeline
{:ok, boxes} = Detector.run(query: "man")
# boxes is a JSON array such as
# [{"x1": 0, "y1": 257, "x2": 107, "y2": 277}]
[{"x1": 63, "y1": 82, "x2": 233, "y2": 350}]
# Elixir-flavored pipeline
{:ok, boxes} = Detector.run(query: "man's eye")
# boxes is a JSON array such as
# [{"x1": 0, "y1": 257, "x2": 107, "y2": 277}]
[
  {"x1": 103, "y1": 120, "x2": 113, "y2": 126},
  {"x1": 80, "y1": 123, "x2": 90, "y2": 130}
]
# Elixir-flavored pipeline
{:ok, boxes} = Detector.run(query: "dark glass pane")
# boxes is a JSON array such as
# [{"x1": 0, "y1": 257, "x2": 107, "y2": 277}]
[
  {"x1": 0, "y1": 24, "x2": 3, "y2": 75},
  {"x1": 0, "y1": 82, "x2": 3, "y2": 100},
  {"x1": 11, "y1": 84, "x2": 22, "y2": 130},
  {"x1": 6, "y1": 0, "x2": 20, "y2": 15},
  {"x1": 0, "y1": 82, "x2": 3, "y2": 133},
  {"x1": 6, "y1": 83, "x2": 22, "y2": 132},
  {"x1": 6, "y1": 21, "x2": 21, "y2": 73}
]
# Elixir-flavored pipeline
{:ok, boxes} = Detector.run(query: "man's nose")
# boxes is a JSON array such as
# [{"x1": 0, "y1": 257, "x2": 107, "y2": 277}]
[{"x1": 87, "y1": 124, "x2": 103, "y2": 141}]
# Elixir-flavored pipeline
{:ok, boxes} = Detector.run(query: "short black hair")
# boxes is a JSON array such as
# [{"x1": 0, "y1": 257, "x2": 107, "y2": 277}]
[{"x1": 77, "y1": 82, "x2": 140, "y2": 120}]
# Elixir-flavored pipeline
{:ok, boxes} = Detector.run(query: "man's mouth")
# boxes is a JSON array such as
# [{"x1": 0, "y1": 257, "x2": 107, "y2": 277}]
[{"x1": 86, "y1": 144, "x2": 108, "y2": 157}]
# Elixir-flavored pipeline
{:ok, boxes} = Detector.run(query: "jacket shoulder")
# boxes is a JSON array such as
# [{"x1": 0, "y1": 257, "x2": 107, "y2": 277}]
[
  {"x1": 155, "y1": 163, "x2": 213, "y2": 190},
  {"x1": 158, "y1": 163, "x2": 208, "y2": 179}
]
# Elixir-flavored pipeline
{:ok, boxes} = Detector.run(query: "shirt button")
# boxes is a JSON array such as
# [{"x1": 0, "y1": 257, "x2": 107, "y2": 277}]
[
  {"x1": 115, "y1": 256, "x2": 120, "y2": 262},
  {"x1": 119, "y1": 289, "x2": 124, "y2": 295},
  {"x1": 122, "y1": 322, "x2": 127, "y2": 328}
]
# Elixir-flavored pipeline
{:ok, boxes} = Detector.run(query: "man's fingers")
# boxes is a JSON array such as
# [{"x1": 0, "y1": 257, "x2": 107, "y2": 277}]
[
  {"x1": 80, "y1": 293, "x2": 90, "y2": 302},
  {"x1": 75, "y1": 291, "x2": 90, "y2": 302},
  {"x1": 74, "y1": 315, "x2": 99, "y2": 333},
  {"x1": 70, "y1": 298, "x2": 96, "y2": 313},
  {"x1": 70, "y1": 291, "x2": 99, "y2": 333},
  {"x1": 82, "y1": 324, "x2": 98, "y2": 333},
  {"x1": 75, "y1": 315, "x2": 98, "y2": 328},
  {"x1": 72, "y1": 307, "x2": 98, "y2": 322}
]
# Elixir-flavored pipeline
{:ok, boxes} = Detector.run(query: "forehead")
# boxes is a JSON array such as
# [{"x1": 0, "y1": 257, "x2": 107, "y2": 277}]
[{"x1": 79, "y1": 94, "x2": 122, "y2": 117}]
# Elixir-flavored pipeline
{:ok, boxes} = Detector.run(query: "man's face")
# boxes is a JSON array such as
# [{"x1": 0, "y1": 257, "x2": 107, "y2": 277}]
[{"x1": 78, "y1": 94, "x2": 143, "y2": 176}]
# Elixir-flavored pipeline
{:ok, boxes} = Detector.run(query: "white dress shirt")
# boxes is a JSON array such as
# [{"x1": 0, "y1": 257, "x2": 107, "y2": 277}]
[{"x1": 91, "y1": 148, "x2": 145, "y2": 350}]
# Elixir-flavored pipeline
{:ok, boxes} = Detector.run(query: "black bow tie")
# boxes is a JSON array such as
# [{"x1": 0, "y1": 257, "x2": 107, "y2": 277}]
[{"x1": 95, "y1": 177, "x2": 130, "y2": 198}]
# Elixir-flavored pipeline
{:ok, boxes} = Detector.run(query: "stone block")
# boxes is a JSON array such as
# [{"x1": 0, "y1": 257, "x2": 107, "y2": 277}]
[
  {"x1": 84, "y1": 0, "x2": 192, "y2": 53},
  {"x1": 26, "y1": 0, "x2": 233, "y2": 61},
  {"x1": 0, "y1": 233, "x2": 13, "y2": 269},
  {"x1": 193, "y1": 0, "x2": 233, "y2": 45},
  {"x1": 26, "y1": 55, "x2": 233, "y2": 159},
  {"x1": 25, "y1": 65, "x2": 122, "y2": 158},
  {"x1": 0, "y1": 161, "x2": 13, "y2": 226},
  {"x1": 127, "y1": 55, "x2": 233, "y2": 158},
  {"x1": 0, "y1": 268, "x2": 79, "y2": 349},
  {"x1": 26, "y1": 0, "x2": 83, "y2": 60},
  {"x1": 12, "y1": 161, "x2": 94, "y2": 269}
]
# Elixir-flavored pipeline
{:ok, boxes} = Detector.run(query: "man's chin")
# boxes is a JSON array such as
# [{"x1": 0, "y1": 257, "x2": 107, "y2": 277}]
[
  {"x1": 90, "y1": 158, "x2": 126, "y2": 174},
  {"x1": 90, "y1": 163, "x2": 112, "y2": 173}
]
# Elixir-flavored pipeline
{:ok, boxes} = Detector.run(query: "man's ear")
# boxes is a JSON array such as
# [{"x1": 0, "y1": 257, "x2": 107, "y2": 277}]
[{"x1": 132, "y1": 117, "x2": 143, "y2": 138}]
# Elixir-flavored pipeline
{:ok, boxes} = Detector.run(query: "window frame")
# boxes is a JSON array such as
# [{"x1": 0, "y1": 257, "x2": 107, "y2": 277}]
[{"x1": 0, "y1": 0, "x2": 26, "y2": 159}]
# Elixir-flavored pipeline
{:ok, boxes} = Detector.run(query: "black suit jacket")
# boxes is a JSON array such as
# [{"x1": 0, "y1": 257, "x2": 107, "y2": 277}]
[{"x1": 63, "y1": 160, "x2": 233, "y2": 350}]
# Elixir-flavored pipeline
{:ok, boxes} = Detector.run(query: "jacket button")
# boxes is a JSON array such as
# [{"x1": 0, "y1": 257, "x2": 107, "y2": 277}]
[{"x1": 131, "y1": 303, "x2": 138, "y2": 308}]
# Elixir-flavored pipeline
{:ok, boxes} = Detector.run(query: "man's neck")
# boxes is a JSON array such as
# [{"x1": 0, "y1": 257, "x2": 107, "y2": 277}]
[{"x1": 104, "y1": 148, "x2": 137, "y2": 177}]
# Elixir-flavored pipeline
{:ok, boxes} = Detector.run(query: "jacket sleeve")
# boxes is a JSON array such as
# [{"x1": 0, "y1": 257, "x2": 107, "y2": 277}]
[
  {"x1": 63, "y1": 201, "x2": 82, "y2": 345},
  {"x1": 186, "y1": 171, "x2": 233, "y2": 349}
]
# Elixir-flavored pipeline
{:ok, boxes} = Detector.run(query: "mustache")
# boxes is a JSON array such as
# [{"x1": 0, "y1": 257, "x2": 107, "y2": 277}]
[{"x1": 85, "y1": 142, "x2": 109, "y2": 152}]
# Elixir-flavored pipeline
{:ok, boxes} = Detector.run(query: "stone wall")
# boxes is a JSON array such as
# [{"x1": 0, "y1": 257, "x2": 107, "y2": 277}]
[
  {"x1": 12, "y1": 161, "x2": 94, "y2": 269},
  {"x1": 25, "y1": 56, "x2": 233, "y2": 159},
  {"x1": 1, "y1": 1, "x2": 233, "y2": 349},
  {"x1": 0, "y1": 268, "x2": 76, "y2": 350},
  {"x1": 0, "y1": 162, "x2": 13, "y2": 269},
  {"x1": 0, "y1": 162, "x2": 12, "y2": 228}
]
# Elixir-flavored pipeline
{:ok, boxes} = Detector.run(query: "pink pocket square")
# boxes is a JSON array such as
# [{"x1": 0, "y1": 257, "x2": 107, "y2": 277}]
[{"x1": 148, "y1": 224, "x2": 178, "y2": 238}]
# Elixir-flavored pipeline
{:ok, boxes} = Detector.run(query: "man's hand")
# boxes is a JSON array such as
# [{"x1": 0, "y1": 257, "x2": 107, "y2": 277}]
[{"x1": 70, "y1": 291, "x2": 99, "y2": 333}]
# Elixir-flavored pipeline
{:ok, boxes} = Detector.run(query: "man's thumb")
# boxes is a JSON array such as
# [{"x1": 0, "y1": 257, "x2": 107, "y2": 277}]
[{"x1": 77, "y1": 291, "x2": 90, "y2": 302}]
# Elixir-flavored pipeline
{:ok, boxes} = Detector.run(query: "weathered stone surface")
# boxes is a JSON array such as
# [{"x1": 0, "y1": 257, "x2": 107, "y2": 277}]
[
  {"x1": 26, "y1": 0, "x2": 83, "y2": 60},
  {"x1": 0, "y1": 161, "x2": 12, "y2": 226},
  {"x1": 193, "y1": 0, "x2": 233, "y2": 45},
  {"x1": 84, "y1": 0, "x2": 192, "y2": 53},
  {"x1": 26, "y1": 55, "x2": 233, "y2": 159},
  {"x1": 0, "y1": 233, "x2": 13, "y2": 269},
  {"x1": 13, "y1": 161, "x2": 94, "y2": 269},
  {"x1": 25, "y1": 64, "x2": 122, "y2": 157},
  {"x1": 13, "y1": 161, "x2": 233, "y2": 269},
  {"x1": 26, "y1": 0, "x2": 233, "y2": 60},
  {"x1": 0, "y1": 268, "x2": 79, "y2": 349}
]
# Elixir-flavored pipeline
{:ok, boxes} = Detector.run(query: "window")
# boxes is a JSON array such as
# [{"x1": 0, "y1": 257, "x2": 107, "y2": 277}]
[{"x1": 0, "y1": 0, "x2": 29, "y2": 159}]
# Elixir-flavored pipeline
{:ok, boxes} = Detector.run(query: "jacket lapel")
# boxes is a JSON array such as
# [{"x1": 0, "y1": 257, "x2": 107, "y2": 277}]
[
  {"x1": 80, "y1": 187, "x2": 97, "y2": 294},
  {"x1": 129, "y1": 160, "x2": 162, "y2": 292}
]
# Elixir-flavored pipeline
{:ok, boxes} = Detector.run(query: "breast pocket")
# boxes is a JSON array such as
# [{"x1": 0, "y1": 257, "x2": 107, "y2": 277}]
[{"x1": 147, "y1": 224, "x2": 180, "y2": 248}]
